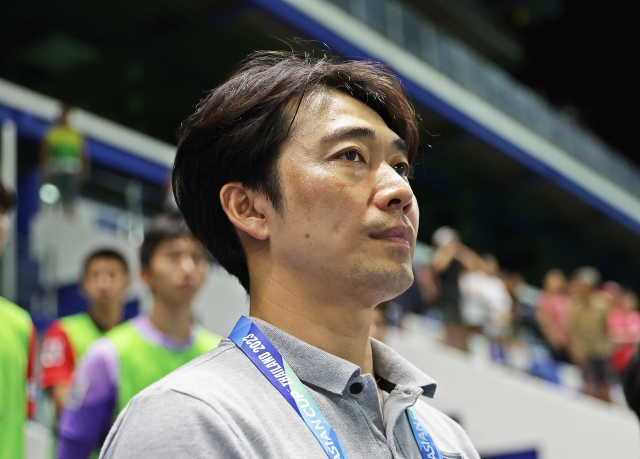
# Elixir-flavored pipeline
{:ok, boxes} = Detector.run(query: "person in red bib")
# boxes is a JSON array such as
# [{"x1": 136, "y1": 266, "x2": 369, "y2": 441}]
[{"x1": 40, "y1": 249, "x2": 130, "y2": 416}]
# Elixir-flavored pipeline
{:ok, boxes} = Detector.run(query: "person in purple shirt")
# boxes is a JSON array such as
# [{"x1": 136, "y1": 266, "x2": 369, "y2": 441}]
[{"x1": 56, "y1": 216, "x2": 221, "y2": 458}]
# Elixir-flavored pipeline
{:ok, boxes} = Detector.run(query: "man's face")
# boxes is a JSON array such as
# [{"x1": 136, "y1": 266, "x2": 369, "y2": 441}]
[
  {"x1": 82, "y1": 258, "x2": 130, "y2": 308},
  {"x1": 142, "y1": 237, "x2": 209, "y2": 308},
  {"x1": 265, "y1": 91, "x2": 418, "y2": 304}
]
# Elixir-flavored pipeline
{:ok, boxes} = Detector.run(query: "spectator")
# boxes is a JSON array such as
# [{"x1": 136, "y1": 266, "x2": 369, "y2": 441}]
[
  {"x1": 599, "y1": 280, "x2": 622, "y2": 305},
  {"x1": 0, "y1": 180, "x2": 37, "y2": 459},
  {"x1": 568, "y1": 266, "x2": 611, "y2": 402},
  {"x1": 459, "y1": 252, "x2": 487, "y2": 334},
  {"x1": 40, "y1": 249, "x2": 131, "y2": 417},
  {"x1": 536, "y1": 269, "x2": 572, "y2": 363},
  {"x1": 56, "y1": 216, "x2": 221, "y2": 458},
  {"x1": 504, "y1": 271, "x2": 542, "y2": 341},
  {"x1": 39, "y1": 105, "x2": 90, "y2": 216},
  {"x1": 479, "y1": 254, "x2": 512, "y2": 342},
  {"x1": 370, "y1": 302, "x2": 390, "y2": 343},
  {"x1": 459, "y1": 253, "x2": 512, "y2": 344},
  {"x1": 608, "y1": 288, "x2": 640, "y2": 374},
  {"x1": 431, "y1": 226, "x2": 474, "y2": 351}
]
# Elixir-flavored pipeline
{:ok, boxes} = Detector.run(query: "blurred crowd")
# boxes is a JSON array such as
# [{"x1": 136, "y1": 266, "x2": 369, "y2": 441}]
[
  {"x1": 398, "y1": 226, "x2": 640, "y2": 403},
  {"x1": 1, "y1": 170, "x2": 221, "y2": 458}
]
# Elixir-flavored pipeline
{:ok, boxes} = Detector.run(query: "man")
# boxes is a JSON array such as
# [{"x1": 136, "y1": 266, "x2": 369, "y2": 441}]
[
  {"x1": 608, "y1": 288, "x2": 640, "y2": 374},
  {"x1": 41, "y1": 249, "x2": 131, "y2": 417},
  {"x1": 536, "y1": 269, "x2": 571, "y2": 363},
  {"x1": 57, "y1": 216, "x2": 221, "y2": 458},
  {"x1": 0, "y1": 180, "x2": 37, "y2": 459},
  {"x1": 568, "y1": 266, "x2": 611, "y2": 402},
  {"x1": 39, "y1": 105, "x2": 90, "y2": 215},
  {"x1": 431, "y1": 227, "x2": 475, "y2": 351},
  {"x1": 102, "y1": 51, "x2": 479, "y2": 459}
]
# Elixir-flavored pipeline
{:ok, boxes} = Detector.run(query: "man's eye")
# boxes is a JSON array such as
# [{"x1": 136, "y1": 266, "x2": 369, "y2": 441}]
[
  {"x1": 394, "y1": 162, "x2": 410, "y2": 177},
  {"x1": 339, "y1": 150, "x2": 361, "y2": 162}
]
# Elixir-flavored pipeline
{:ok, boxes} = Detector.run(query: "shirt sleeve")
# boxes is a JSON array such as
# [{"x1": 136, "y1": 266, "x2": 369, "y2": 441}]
[
  {"x1": 40, "y1": 321, "x2": 75, "y2": 389},
  {"x1": 101, "y1": 388, "x2": 250, "y2": 459},
  {"x1": 57, "y1": 338, "x2": 119, "y2": 459}
]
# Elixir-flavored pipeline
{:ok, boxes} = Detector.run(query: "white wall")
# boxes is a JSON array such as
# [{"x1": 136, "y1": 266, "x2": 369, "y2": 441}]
[
  {"x1": 193, "y1": 264, "x2": 249, "y2": 337},
  {"x1": 388, "y1": 316, "x2": 640, "y2": 458}
]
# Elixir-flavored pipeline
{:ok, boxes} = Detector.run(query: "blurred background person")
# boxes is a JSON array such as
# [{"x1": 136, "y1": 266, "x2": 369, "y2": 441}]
[
  {"x1": 459, "y1": 252, "x2": 487, "y2": 337},
  {"x1": 40, "y1": 249, "x2": 130, "y2": 417},
  {"x1": 536, "y1": 269, "x2": 572, "y2": 363},
  {"x1": 0, "y1": 180, "x2": 37, "y2": 459},
  {"x1": 370, "y1": 301, "x2": 390, "y2": 343},
  {"x1": 478, "y1": 254, "x2": 512, "y2": 346},
  {"x1": 568, "y1": 266, "x2": 611, "y2": 402},
  {"x1": 608, "y1": 288, "x2": 640, "y2": 375},
  {"x1": 460, "y1": 253, "x2": 512, "y2": 361},
  {"x1": 55, "y1": 216, "x2": 221, "y2": 458},
  {"x1": 39, "y1": 105, "x2": 90, "y2": 217},
  {"x1": 503, "y1": 271, "x2": 542, "y2": 342},
  {"x1": 430, "y1": 226, "x2": 474, "y2": 351}
]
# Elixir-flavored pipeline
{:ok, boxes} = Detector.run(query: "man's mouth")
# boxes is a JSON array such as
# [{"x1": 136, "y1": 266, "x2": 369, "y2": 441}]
[{"x1": 370, "y1": 225, "x2": 413, "y2": 248}]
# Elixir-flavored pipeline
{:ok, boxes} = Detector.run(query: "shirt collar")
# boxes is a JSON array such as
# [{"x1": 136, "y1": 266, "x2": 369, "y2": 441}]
[{"x1": 250, "y1": 317, "x2": 437, "y2": 398}]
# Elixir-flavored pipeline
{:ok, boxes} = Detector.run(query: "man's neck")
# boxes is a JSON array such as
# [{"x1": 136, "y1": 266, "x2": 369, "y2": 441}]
[
  {"x1": 148, "y1": 298, "x2": 193, "y2": 342},
  {"x1": 249, "y1": 280, "x2": 375, "y2": 375},
  {"x1": 89, "y1": 302, "x2": 123, "y2": 332}
]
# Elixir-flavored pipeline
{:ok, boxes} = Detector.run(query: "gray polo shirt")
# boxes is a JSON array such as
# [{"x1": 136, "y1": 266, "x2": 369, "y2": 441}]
[{"x1": 101, "y1": 318, "x2": 479, "y2": 459}]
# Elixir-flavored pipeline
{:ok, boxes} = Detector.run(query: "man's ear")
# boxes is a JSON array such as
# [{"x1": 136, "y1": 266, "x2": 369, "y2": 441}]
[{"x1": 220, "y1": 182, "x2": 270, "y2": 241}]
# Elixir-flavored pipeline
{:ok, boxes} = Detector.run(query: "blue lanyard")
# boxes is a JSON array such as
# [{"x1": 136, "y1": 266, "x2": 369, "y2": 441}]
[
  {"x1": 229, "y1": 316, "x2": 442, "y2": 459},
  {"x1": 407, "y1": 407, "x2": 443, "y2": 459}
]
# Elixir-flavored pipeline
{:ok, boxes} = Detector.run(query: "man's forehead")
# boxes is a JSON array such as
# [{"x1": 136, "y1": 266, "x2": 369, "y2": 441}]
[
  {"x1": 86, "y1": 257, "x2": 127, "y2": 273},
  {"x1": 159, "y1": 236, "x2": 204, "y2": 251},
  {"x1": 292, "y1": 90, "x2": 406, "y2": 151}
]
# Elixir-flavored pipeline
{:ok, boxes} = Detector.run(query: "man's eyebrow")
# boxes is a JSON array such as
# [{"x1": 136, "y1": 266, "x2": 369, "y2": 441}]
[
  {"x1": 321, "y1": 126, "x2": 376, "y2": 144},
  {"x1": 392, "y1": 138, "x2": 408, "y2": 156},
  {"x1": 321, "y1": 126, "x2": 408, "y2": 156}
]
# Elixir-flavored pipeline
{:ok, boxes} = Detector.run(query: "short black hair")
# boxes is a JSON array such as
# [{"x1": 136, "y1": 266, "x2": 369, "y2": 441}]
[
  {"x1": 173, "y1": 50, "x2": 419, "y2": 293},
  {"x1": 0, "y1": 180, "x2": 15, "y2": 214},
  {"x1": 83, "y1": 248, "x2": 129, "y2": 275},
  {"x1": 140, "y1": 215, "x2": 194, "y2": 268}
]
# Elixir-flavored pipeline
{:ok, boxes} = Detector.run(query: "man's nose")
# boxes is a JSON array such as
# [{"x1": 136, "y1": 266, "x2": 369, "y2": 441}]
[
  {"x1": 373, "y1": 164, "x2": 414, "y2": 215},
  {"x1": 180, "y1": 255, "x2": 196, "y2": 274},
  {"x1": 97, "y1": 275, "x2": 112, "y2": 288}
]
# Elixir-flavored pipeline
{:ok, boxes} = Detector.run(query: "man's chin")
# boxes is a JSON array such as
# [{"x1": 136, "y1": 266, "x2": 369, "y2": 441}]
[{"x1": 347, "y1": 259, "x2": 413, "y2": 299}]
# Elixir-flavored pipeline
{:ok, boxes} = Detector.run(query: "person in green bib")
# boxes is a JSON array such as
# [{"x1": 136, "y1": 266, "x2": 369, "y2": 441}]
[
  {"x1": 40, "y1": 249, "x2": 131, "y2": 417},
  {"x1": 39, "y1": 105, "x2": 90, "y2": 216},
  {"x1": 56, "y1": 215, "x2": 221, "y2": 459},
  {"x1": 0, "y1": 180, "x2": 37, "y2": 459}
]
